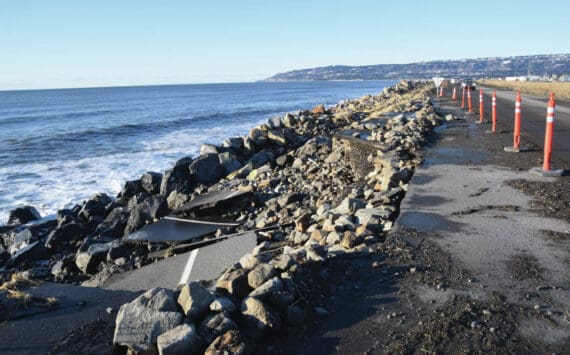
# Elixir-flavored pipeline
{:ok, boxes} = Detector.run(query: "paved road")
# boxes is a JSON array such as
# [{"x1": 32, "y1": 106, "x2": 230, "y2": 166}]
[
  {"x1": 453, "y1": 85, "x2": 570, "y2": 165},
  {"x1": 104, "y1": 231, "x2": 256, "y2": 291}
]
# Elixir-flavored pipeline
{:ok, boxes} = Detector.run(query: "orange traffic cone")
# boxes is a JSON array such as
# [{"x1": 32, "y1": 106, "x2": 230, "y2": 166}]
[
  {"x1": 504, "y1": 92, "x2": 529, "y2": 152},
  {"x1": 479, "y1": 90, "x2": 484, "y2": 123},
  {"x1": 452, "y1": 87, "x2": 457, "y2": 100},
  {"x1": 530, "y1": 93, "x2": 563, "y2": 176}
]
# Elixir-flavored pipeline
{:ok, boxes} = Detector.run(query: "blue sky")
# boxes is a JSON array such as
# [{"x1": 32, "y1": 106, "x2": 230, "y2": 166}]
[{"x1": 1, "y1": 0, "x2": 569, "y2": 90}]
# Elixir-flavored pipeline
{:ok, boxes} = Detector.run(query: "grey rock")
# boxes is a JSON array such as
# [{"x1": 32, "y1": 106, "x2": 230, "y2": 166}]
[
  {"x1": 218, "y1": 152, "x2": 243, "y2": 175},
  {"x1": 132, "y1": 288, "x2": 179, "y2": 312},
  {"x1": 141, "y1": 172, "x2": 163, "y2": 195},
  {"x1": 238, "y1": 253, "x2": 259, "y2": 271},
  {"x1": 246, "y1": 149, "x2": 274, "y2": 168},
  {"x1": 95, "y1": 207, "x2": 129, "y2": 238},
  {"x1": 160, "y1": 156, "x2": 194, "y2": 196},
  {"x1": 9, "y1": 241, "x2": 49, "y2": 267},
  {"x1": 107, "y1": 241, "x2": 128, "y2": 260},
  {"x1": 275, "y1": 254, "x2": 297, "y2": 271},
  {"x1": 277, "y1": 193, "x2": 303, "y2": 208},
  {"x1": 222, "y1": 137, "x2": 244, "y2": 152},
  {"x1": 118, "y1": 180, "x2": 143, "y2": 200},
  {"x1": 45, "y1": 222, "x2": 83, "y2": 249},
  {"x1": 166, "y1": 190, "x2": 191, "y2": 210},
  {"x1": 7, "y1": 206, "x2": 41, "y2": 226},
  {"x1": 198, "y1": 312, "x2": 237, "y2": 344},
  {"x1": 281, "y1": 113, "x2": 296, "y2": 127},
  {"x1": 249, "y1": 127, "x2": 267, "y2": 147},
  {"x1": 249, "y1": 277, "x2": 284, "y2": 299},
  {"x1": 333, "y1": 197, "x2": 366, "y2": 214},
  {"x1": 189, "y1": 154, "x2": 225, "y2": 185},
  {"x1": 12, "y1": 228, "x2": 37, "y2": 246},
  {"x1": 326, "y1": 232, "x2": 342, "y2": 245},
  {"x1": 275, "y1": 154, "x2": 290, "y2": 167},
  {"x1": 209, "y1": 296, "x2": 237, "y2": 313},
  {"x1": 157, "y1": 323, "x2": 204, "y2": 355},
  {"x1": 75, "y1": 243, "x2": 110, "y2": 274},
  {"x1": 215, "y1": 267, "x2": 251, "y2": 299},
  {"x1": 124, "y1": 195, "x2": 168, "y2": 235},
  {"x1": 200, "y1": 144, "x2": 221, "y2": 155},
  {"x1": 241, "y1": 297, "x2": 281, "y2": 331},
  {"x1": 267, "y1": 131, "x2": 286, "y2": 146},
  {"x1": 56, "y1": 209, "x2": 77, "y2": 226},
  {"x1": 267, "y1": 115, "x2": 281, "y2": 129},
  {"x1": 242, "y1": 136, "x2": 256, "y2": 156},
  {"x1": 177, "y1": 282, "x2": 215, "y2": 319},
  {"x1": 248, "y1": 263, "x2": 277, "y2": 289},
  {"x1": 79, "y1": 193, "x2": 112, "y2": 220},
  {"x1": 114, "y1": 302, "x2": 183, "y2": 353}
]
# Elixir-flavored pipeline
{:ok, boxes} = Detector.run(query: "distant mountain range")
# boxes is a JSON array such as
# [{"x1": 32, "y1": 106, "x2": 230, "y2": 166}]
[{"x1": 264, "y1": 53, "x2": 570, "y2": 81}]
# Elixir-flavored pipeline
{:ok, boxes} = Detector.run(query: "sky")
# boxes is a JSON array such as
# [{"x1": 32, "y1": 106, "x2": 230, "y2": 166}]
[{"x1": 1, "y1": 0, "x2": 569, "y2": 90}]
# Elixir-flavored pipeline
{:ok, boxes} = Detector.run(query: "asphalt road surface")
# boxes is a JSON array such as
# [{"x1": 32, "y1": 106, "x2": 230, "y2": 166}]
[{"x1": 452, "y1": 85, "x2": 570, "y2": 166}]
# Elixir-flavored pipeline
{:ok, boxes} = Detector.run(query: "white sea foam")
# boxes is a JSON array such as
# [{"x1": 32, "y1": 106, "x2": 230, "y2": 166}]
[{"x1": 0, "y1": 118, "x2": 264, "y2": 224}]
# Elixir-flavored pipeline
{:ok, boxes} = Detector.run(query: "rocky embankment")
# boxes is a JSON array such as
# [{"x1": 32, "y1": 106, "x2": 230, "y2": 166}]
[{"x1": 1, "y1": 81, "x2": 447, "y2": 353}]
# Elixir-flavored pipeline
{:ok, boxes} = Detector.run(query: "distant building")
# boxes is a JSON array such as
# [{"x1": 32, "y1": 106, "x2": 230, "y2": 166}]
[{"x1": 505, "y1": 76, "x2": 528, "y2": 81}]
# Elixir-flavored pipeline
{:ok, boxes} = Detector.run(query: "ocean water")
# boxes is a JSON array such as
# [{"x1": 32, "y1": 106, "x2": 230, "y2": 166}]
[{"x1": 0, "y1": 81, "x2": 394, "y2": 223}]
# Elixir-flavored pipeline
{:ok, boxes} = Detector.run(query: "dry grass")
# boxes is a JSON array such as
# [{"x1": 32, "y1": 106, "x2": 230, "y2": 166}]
[
  {"x1": 478, "y1": 80, "x2": 570, "y2": 101},
  {"x1": 0, "y1": 272, "x2": 58, "y2": 311}
]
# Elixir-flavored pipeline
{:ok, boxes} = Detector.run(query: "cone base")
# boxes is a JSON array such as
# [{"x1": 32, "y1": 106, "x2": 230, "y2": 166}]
[
  {"x1": 504, "y1": 146, "x2": 532, "y2": 153},
  {"x1": 529, "y1": 167, "x2": 564, "y2": 177}
]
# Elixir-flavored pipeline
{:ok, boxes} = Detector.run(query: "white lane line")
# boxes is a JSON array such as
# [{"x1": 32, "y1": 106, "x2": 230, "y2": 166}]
[{"x1": 179, "y1": 249, "x2": 199, "y2": 285}]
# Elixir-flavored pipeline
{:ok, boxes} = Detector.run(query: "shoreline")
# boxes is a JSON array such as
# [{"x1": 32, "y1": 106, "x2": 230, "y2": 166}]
[
  {"x1": 1, "y1": 81, "x2": 441, "y2": 353},
  {"x1": 0, "y1": 80, "x2": 397, "y2": 224}
]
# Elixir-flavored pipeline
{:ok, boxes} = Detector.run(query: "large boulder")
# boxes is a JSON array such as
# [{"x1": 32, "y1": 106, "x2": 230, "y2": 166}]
[
  {"x1": 267, "y1": 115, "x2": 281, "y2": 129},
  {"x1": 44, "y1": 222, "x2": 83, "y2": 249},
  {"x1": 114, "y1": 302, "x2": 183, "y2": 353},
  {"x1": 75, "y1": 243, "x2": 110, "y2": 274},
  {"x1": 124, "y1": 195, "x2": 168, "y2": 235},
  {"x1": 241, "y1": 297, "x2": 282, "y2": 331},
  {"x1": 200, "y1": 144, "x2": 222, "y2": 155},
  {"x1": 247, "y1": 149, "x2": 273, "y2": 168},
  {"x1": 177, "y1": 282, "x2": 215, "y2": 319},
  {"x1": 118, "y1": 180, "x2": 143, "y2": 200},
  {"x1": 95, "y1": 207, "x2": 129, "y2": 238},
  {"x1": 8, "y1": 241, "x2": 50, "y2": 267},
  {"x1": 132, "y1": 288, "x2": 179, "y2": 312},
  {"x1": 157, "y1": 323, "x2": 204, "y2": 355},
  {"x1": 221, "y1": 137, "x2": 244, "y2": 153},
  {"x1": 198, "y1": 312, "x2": 237, "y2": 344},
  {"x1": 78, "y1": 193, "x2": 112, "y2": 220},
  {"x1": 247, "y1": 263, "x2": 277, "y2": 289},
  {"x1": 7, "y1": 206, "x2": 41, "y2": 226},
  {"x1": 141, "y1": 172, "x2": 163, "y2": 195},
  {"x1": 215, "y1": 267, "x2": 251, "y2": 299},
  {"x1": 160, "y1": 156, "x2": 194, "y2": 196},
  {"x1": 188, "y1": 154, "x2": 225, "y2": 185},
  {"x1": 249, "y1": 127, "x2": 267, "y2": 147},
  {"x1": 281, "y1": 113, "x2": 296, "y2": 128},
  {"x1": 56, "y1": 209, "x2": 77, "y2": 226},
  {"x1": 218, "y1": 152, "x2": 243, "y2": 175}
]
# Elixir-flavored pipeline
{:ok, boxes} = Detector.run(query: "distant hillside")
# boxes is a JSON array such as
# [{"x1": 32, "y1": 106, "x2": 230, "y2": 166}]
[{"x1": 265, "y1": 54, "x2": 570, "y2": 81}]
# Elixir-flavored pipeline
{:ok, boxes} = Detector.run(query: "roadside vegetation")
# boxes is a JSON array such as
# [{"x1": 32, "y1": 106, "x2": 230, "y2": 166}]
[{"x1": 478, "y1": 79, "x2": 570, "y2": 101}]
